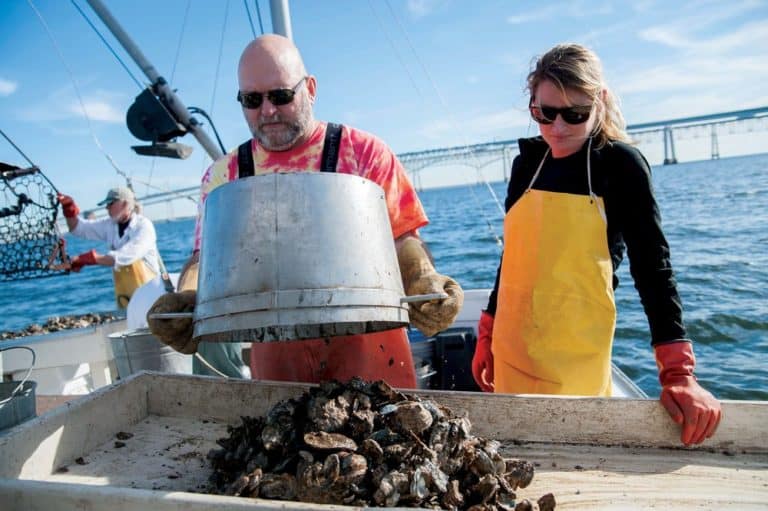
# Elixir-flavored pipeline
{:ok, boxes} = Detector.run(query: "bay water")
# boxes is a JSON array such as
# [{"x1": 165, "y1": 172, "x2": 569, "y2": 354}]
[{"x1": 2, "y1": 153, "x2": 766, "y2": 400}]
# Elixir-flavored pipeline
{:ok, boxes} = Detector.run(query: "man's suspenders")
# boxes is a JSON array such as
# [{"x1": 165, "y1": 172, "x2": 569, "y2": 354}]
[{"x1": 237, "y1": 123, "x2": 343, "y2": 178}]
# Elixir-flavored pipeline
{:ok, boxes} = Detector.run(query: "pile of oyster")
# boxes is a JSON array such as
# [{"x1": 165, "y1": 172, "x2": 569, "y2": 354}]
[
  {"x1": 0, "y1": 312, "x2": 122, "y2": 340},
  {"x1": 207, "y1": 378, "x2": 555, "y2": 510}
]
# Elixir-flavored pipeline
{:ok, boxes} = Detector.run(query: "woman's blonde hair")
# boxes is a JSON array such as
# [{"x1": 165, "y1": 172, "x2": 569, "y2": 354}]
[{"x1": 526, "y1": 43, "x2": 631, "y2": 147}]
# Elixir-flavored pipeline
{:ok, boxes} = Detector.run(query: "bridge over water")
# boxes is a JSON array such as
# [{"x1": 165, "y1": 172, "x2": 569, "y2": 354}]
[
  {"x1": 398, "y1": 106, "x2": 768, "y2": 188},
  {"x1": 135, "y1": 106, "x2": 768, "y2": 210}
]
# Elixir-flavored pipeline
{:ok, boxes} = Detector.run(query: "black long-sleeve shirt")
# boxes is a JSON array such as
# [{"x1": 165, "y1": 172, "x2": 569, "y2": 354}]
[{"x1": 486, "y1": 137, "x2": 687, "y2": 345}]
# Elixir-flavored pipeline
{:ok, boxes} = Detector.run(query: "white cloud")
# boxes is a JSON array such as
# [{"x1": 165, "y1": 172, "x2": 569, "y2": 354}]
[
  {"x1": 417, "y1": 107, "x2": 531, "y2": 144},
  {"x1": 616, "y1": 54, "x2": 767, "y2": 95},
  {"x1": 341, "y1": 109, "x2": 363, "y2": 125},
  {"x1": 630, "y1": 0, "x2": 657, "y2": 14},
  {"x1": 506, "y1": 5, "x2": 558, "y2": 25},
  {"x1": 507, "y1": 1, "x2": 613, "y2": 24},
  {"x1": 407, "y1": 0, "x2": 438, "y2": 18},
  {"x1": 640, "y1": 19, "x2": 768, "y2": 54},
  {"x1": 638, "y1": 1, "x2": 768, "y2": 51},
  {"x1": 19, "y1": 87, "x2": 126, "y2": 124},
  {"x1": 0, "y1": 78, "x2": 17, "y2": 96},
  {"x1": 639, "y1": 26, "x2": 691, "y2": 49},
  {"x1": 68, "y1": 99, "x2": 123, "y2": 123}
]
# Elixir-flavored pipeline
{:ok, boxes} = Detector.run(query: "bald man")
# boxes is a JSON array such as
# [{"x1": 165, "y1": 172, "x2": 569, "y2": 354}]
[{"x1": 148, "y1": 35, "x2": 463, "y2": 388}]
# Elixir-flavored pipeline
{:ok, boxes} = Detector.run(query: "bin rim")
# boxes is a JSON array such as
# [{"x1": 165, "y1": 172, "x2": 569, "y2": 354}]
[{"x1": 108, "y1": 327, "x2": 153, "y2": 339}]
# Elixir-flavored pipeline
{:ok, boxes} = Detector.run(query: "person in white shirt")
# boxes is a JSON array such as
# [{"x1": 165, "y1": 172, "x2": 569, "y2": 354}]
[{"x1": 57, "y1": 186, "x2": 160, "y2": 309}]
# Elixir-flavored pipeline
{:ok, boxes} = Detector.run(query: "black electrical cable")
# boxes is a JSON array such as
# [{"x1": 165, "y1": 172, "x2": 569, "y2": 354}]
[{"x1": 187, "y1": 107, "x2": 227, "y2": 154}]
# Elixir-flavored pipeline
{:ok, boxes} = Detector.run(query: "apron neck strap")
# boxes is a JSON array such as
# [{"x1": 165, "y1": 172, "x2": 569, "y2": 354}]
[
  {"x1": 526, "y1": 147, "x2": 551, "y2": 192},
  {"x1": 585, "y1": 137, "x2": 595, "y2": 199},
  {"x1": 526, "y1": 137, "x2": 596, "y2": 197}
]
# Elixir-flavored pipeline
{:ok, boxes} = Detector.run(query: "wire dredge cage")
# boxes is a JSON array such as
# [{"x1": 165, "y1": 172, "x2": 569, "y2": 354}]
[{"x1": 0, "y1": 162, "x2": 69, "y2": 281}]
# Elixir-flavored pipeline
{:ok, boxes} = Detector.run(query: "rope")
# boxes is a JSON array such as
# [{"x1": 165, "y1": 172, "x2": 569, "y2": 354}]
[
  {"x1": 208, "y1": 0, "x2": 231, "y2": 118},
  {"x1": 366, "y1": 0, "x2": 426, "y2": 104},
  {"x1": 143, "y1": 0, "x2": 191, "y2": 196},
  {"x1": 69, "y1": 0, "x2": 144, "y2": 90},
  {"x1": 378, "y1": 0, "x2": 505, "y2": 248},
  {"x1": 0, "y1": 126, "x2": 61, "y2": 203},
  {"x1": 253, "y1": 0, "x2": 265, "y2": 35},
  {"x1": 243, "y1": 0, "x2": 257, "y2": 38},
  {"x1": 27, "y1": 0, "x2": 132, "y2": 185},
  {"x1": 169, "y1": 0, "x2": 192, "y2": 84},
  {"x1": 0, "y1": 128, "x2": 36, "y2": 168},
  {"x1": 385, "y1": 1, "x2": 506, "y2": 215},
  {"x1": 31, "y1": 1, "x2": 173, "y2": 200},
  {"x1": 145, "y1": 156, "x2": 158, "y2": 197}
]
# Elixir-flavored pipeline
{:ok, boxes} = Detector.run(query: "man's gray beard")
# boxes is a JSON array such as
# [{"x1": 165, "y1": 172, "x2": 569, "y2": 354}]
[
  {"x1": 252, "y1": 103, "x2": 313, "y2": 151},
  {"x1": 253, "y1": 122, "x2": 301, "y2": 150}
]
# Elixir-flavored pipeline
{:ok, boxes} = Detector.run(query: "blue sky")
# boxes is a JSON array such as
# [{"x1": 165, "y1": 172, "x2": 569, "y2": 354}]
[{"x1": 1, "y1": 0, "x2": 766, "y2": 219}]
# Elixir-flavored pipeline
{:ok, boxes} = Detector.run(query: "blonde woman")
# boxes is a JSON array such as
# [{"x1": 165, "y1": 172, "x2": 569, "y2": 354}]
[{"x1": 471, "y1": 43, "x2": 721, "y2": 445}]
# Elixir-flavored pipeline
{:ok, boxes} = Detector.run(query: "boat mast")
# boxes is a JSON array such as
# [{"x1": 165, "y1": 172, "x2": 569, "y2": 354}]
[
  {"x1": 269, "y1": 0, "x2": 293, "y2": 39},
  {"x1": 84, "y1": 0, "x2": 223, "y2": 160}
]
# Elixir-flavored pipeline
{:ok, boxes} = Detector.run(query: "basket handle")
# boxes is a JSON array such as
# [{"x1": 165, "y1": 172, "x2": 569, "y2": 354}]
[{"x1": 0, "y1": 346, "x2": 36, "y2": 407}]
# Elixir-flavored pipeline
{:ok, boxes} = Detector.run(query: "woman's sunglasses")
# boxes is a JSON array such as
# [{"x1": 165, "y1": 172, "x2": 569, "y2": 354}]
[
  {"x1": 237, "y1": 77, "x2": 307, "y2": 109},
  {"x1": 529, "y1": 98, "x2": 593, "y2": 125}
]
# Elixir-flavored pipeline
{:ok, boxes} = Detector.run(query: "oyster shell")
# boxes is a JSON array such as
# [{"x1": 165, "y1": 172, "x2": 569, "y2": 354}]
[{"x1": 303, "y1": 431, "x2": 357, "y2": 451}]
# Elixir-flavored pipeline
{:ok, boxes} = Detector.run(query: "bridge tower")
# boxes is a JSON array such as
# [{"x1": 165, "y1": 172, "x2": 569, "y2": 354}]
[
  {"x1": 412, "y1": 169, "x2": 423, "y2": 192},
  {"x1": 502, "y1": 147, "x2": 511, "y2": 182},
  {"x1": 710, "y1": 125, "x2": 720, "y2": 160},
  {"x1": 663, "y1": 126, "x2": 678, "y2": 165}
]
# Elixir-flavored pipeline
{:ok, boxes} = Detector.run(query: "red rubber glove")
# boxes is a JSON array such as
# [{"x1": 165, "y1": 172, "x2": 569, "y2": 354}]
[
  {"x1": 471, "y1": 311, "x2": 495, "y2": 392},
  {"x1": 655, "y1": 341, "x2": 722, "y2": 445},
  {"x1": 57, "y1": 193, "x2": 80, "y2": 218},
  {"x1": 70, "y1": 249, "x2": 99, "y2": 272}
]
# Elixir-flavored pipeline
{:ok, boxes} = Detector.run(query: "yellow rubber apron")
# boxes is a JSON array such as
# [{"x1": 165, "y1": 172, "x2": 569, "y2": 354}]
[
  {"x1": 493, "y1": 139, "x2": 616, "y2": 396},
  {"x1": 113, "y1": 260, "x2": 156, "y2": 309}
]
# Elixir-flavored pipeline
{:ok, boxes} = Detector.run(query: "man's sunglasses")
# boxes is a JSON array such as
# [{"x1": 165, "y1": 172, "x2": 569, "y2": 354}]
[
  {"x1": 529, "y1": 98, "x2": 593, "y2": 125},
  {"x1": 236, "y1": 77, "x2": 307, "y2": 109}
]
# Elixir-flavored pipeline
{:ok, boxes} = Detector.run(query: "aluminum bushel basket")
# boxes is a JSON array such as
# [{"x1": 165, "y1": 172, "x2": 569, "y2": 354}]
[
  {"x1": 194, "y1": 172, "x2": 410, "y2": 343},
  {"x1": 0, "y1": 381, "x2": 36, "y2": 433},
  {"x1": 0, "y1": 345, "x2": 37, "y2": 433}
]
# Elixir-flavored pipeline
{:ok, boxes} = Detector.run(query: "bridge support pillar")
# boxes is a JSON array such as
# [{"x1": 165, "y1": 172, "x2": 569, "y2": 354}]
[
  {"x1": 711, "y1": 125, "x2": 720, "y2": 160},
  {"x1": 663, "y1": 126, "x2": 678, "y2": 165}
]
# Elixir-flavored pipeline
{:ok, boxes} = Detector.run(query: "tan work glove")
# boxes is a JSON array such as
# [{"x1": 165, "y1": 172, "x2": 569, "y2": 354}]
[
  {"x1": 147, "y1": 290, "x2": 198, "y2": 354},
  {"x1": 397, "y1": 237, "x2": 463, "y2": 337},
  {"x1": 146, "y1": 261, "x2": 200, "y2": 354}
]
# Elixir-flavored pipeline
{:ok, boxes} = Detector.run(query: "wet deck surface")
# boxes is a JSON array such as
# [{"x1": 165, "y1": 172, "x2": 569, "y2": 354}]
[{"x1": 45, "y1": 414, "x2": 768, "y2": 510}]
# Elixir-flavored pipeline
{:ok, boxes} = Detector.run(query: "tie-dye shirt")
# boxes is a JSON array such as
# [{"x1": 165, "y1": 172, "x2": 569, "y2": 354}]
[{"x1": 193, "y1": 122, "x2": 427, "y2": 251}]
